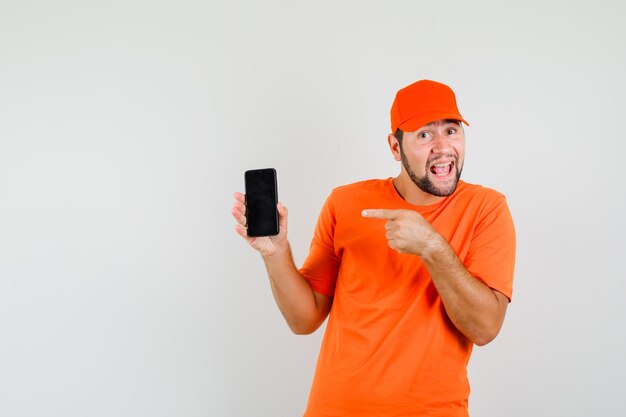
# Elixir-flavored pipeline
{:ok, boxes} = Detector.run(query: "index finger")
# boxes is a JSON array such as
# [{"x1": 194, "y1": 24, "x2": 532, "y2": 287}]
[{"x1": 361, "y1": 209, "x2": 400, "y2": 219}]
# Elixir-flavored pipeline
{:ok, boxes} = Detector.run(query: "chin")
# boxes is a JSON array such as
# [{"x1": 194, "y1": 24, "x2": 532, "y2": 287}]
[{"x1": 427, "y1": 176, "x2": 460, "y2": 197}]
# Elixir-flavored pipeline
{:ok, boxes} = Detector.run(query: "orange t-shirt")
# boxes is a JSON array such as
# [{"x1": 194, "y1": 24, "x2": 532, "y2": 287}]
[{"x1": 299, "y1": 178, "x2": 516, "y2": 417}]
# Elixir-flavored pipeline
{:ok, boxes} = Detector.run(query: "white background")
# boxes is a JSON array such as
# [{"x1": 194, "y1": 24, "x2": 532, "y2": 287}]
[{"x1": 1, "y1": 1, "x2": 625, "y2": 416}]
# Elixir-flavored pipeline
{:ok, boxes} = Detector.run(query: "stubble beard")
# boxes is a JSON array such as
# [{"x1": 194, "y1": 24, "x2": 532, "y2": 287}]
[{"x1": 400, "y1": 148, "x2": 463, "y2": 197}]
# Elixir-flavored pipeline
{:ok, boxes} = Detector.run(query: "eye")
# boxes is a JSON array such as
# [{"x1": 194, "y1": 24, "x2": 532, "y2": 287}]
[
  {"x1": 415, "y1": 131, "x2": 434, "y2": 144},
  {"x1": 447, "y1": 128, "x2": 457, "y2": 135}
]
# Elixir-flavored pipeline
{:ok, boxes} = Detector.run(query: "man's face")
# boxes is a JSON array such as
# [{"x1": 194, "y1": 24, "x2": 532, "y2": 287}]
[{"x1": 398, "y1": 119, "x2": 465, "y2": 197}]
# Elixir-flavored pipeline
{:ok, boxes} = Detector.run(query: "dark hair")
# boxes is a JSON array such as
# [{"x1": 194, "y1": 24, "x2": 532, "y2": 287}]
[{"x1": 394, "y1": 128, "x2": 403, "y2": 147}]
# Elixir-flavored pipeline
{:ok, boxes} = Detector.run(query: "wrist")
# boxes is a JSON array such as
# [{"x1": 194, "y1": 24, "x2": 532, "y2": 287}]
[
  {"x1": 419, "y1": 232, "x2": 448, "y2": 262},
  {"x1": 261, "y1": 240, "x2": 290, "y2": 260}
]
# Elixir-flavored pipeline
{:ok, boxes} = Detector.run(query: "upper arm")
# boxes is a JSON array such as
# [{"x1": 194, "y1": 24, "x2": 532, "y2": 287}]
[
  {"x1": 466, "y1": 196, "x2": 516, "y2": 300},
  {"x1": 300, "y1": 194, "x2": 341, "y2": 297}
]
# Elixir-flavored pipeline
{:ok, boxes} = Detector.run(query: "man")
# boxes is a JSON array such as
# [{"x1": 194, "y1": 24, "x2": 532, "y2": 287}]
[{"x1": 231, "y1": 80, "x2": 516, "y2": 416}]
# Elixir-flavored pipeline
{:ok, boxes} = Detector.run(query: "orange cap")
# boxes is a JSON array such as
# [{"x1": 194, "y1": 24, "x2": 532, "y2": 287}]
[{"x1": 390, "y1": 80, "x2": 469, "y2": 133}]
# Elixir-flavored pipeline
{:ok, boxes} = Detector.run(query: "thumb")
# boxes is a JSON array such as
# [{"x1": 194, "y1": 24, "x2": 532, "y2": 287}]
[{"x1": 277, "y1": 202, "x2": 288, "y2": 228}]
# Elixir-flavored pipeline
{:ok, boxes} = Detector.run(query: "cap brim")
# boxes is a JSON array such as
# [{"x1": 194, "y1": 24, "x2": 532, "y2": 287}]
[{"x1": 399, "y1": 112, "x2": 470, "y2": 132}]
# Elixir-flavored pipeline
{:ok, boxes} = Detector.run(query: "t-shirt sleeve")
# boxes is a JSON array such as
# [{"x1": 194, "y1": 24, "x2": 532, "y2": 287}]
[
  {"x1": 298, "y1": 193, "x2": 341, "y2": 297},
  {"x1": 465, "y1": 195, "x2": 516, "y2": 301}
]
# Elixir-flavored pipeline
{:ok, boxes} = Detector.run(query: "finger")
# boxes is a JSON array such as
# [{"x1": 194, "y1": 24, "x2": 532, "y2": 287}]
[
  {"x1": 362, "y1": 209, "x2": 399, "y2": 219},
  {"x1": 277, "y1": 202, "x2": 287, "y2": 217},
  {"x1": 231, "y1": 205, "x2": 247, "y2": 227},
  {"x1": 234, "y1": 224, "x2": 253, "y2": 242},
  {"x1": 387, "y1": 239, "x2": 405, "y2": 254},
  {"x1": 232, "y1": 199, "x2": 246, "y2": 213},
  {"x1": 234, "y1": 192, "x2": 246, "y2": 204},
  {"x1": 231, "y1": 200, "x2": 246, "y2": 218},
  {"x1": 234, "y1": 223, "x2": 247, "y2": 238},
  {"x1": 277, "y1": 202, "x2": 288, "y2": 229}
]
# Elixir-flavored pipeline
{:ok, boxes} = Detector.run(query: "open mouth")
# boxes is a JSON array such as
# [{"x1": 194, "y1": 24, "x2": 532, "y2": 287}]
[{"x1": 430, "y1": 161, "x2": 455, "y2": 177}]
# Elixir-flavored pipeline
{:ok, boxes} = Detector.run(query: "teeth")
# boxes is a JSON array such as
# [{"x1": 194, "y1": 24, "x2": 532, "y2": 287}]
[{"x1": 431, "y1": 161, "x2": 453, "y2": 177}]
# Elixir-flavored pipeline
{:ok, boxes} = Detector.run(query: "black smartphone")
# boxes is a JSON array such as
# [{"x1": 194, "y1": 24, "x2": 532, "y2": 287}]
[{"x1": 244, "y1": 168, "x2": 279, "y2": 237}]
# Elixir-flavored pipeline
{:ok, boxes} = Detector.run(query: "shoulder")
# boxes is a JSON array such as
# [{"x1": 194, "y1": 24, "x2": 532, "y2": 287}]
[
  {"x1": 330, "y1": 178, "x2": 390, "y2": 199},
  {"x1": 329, "y1": 179, "x2": 390, "y2": 202},
  {"x1": 450, "y1": 180, "x2": 511, "y2": 218},
  {"x1": 323, "y1": 179, "x2": 391, "y2": 216},
  {"x1": 455, "y1": 180, "x2": 506, "y2": 203}
]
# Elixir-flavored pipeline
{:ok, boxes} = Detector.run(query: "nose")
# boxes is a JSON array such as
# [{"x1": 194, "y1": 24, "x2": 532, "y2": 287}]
[{"x1": 430, "y1": 133, "x2": 452, "y2": 154}]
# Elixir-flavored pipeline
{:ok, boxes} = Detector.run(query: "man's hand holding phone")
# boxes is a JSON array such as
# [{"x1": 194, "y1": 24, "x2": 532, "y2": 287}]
[
  {"x1": 232, "y1": 171, "x2": 331, "y2": 336},
  {"x1": 231, "y1": 192, "x2": 288, "y2": 257}
]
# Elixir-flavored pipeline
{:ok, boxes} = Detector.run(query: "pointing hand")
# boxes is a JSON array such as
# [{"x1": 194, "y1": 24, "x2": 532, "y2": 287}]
[{"x1": 362, "y1": 209, "x2": 441, "y2": 256}]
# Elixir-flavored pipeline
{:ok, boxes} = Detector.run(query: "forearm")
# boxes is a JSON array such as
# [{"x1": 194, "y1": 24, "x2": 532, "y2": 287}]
[
  {"x1": 421, "y1": 236, "x2": 508, "y2": 346},
  {"x1": 262, "y1": 242, "x2": 328, "y2": 335}
]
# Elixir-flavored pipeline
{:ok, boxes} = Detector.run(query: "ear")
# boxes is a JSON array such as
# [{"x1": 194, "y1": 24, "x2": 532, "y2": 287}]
[{"x1": 387, "y1": 134, "x2": 402, "y2": 161}]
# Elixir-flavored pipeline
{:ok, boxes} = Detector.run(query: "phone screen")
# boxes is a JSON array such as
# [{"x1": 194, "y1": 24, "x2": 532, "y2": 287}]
[{"x1": 244, "y1": 168, "x2": 279, "y2": 237}]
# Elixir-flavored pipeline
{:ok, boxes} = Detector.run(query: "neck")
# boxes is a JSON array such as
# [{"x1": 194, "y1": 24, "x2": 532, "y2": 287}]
[{"x1": 392, "y1": 173, "x2": 445, "y2": 206}]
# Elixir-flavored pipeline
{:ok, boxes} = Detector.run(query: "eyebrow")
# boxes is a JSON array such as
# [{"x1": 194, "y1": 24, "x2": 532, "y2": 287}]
[{"x1": 420, "y1": 119, "x2": 461, "y2": 130}]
